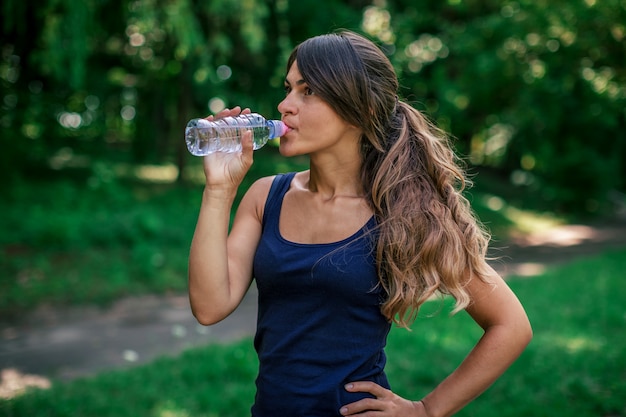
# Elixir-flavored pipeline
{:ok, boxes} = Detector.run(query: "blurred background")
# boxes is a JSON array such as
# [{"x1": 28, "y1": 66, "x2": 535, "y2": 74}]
[
  {"x1": 3, "y1": 0, "x2": 625, "y2": 207},
  {"x1": 1, "y1": 0, "x2": 626, "y2": 413},
  {"x1": 2, "y1": 0, "x2": 626, "y2": 336}
]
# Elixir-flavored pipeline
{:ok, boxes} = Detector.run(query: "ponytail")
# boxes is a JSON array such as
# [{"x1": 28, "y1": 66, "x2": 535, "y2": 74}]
[{"x1": 362, "y1": 101, "x2": 495, "y2": 327}]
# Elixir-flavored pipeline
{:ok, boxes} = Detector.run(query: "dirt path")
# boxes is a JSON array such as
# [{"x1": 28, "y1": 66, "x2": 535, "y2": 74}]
[{"x1": 1, "y1": 220, "x2": 625, "y2": 398}]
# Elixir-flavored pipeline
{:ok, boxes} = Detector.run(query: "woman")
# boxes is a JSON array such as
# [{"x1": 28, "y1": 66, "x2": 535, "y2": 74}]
[{"x1": 188, "y1": 30, "x2": 532, "y2": 417}]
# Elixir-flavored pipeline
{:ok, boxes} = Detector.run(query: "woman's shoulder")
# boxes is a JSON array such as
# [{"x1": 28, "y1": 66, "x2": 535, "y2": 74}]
[
  {"x1": 245, "y1": 171, "x2": 302, "y2": 203},
  {"x1": 241, "y1": 172, "x2": 298, "y2": 222},
  {"x1": 250, "y1": 171, "x2": 306, "y2": 191}
]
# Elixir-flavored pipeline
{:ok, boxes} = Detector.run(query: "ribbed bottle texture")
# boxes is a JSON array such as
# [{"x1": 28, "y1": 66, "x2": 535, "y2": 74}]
[{"x1": 185, "y1": 113, "x2": 288, "y2": 156}]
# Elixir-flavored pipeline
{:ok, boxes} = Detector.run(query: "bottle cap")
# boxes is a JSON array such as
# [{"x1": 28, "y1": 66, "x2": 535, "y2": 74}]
[{"x1": 268, "y1": 120, "x2": 291, "y2": 139}]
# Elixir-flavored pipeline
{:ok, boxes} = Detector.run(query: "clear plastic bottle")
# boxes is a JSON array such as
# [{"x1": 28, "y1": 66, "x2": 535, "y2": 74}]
[{"x1": 185, "y1": 113, "x2": 289, "y2": 156}]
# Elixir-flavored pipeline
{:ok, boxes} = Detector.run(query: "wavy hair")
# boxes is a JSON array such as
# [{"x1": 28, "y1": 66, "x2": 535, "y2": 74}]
[{"x1": 288, "y1": 31, "x2": 495, "y2": 327}]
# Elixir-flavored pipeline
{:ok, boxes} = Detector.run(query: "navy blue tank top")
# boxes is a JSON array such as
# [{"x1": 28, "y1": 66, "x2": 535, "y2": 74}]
[{"x1": 251, "y1": 172, "x2": 391, "y2": 416}]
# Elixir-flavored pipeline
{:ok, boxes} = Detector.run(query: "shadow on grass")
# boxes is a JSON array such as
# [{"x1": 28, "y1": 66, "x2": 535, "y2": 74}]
[{"x1": 2, "y1": 248, "x2": 625, "y2": 417}]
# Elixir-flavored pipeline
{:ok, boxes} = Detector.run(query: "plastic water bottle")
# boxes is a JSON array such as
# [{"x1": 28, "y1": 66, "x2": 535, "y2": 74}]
[{"x1": 185, "y1": 113, "x2": 289, "y2": 156}]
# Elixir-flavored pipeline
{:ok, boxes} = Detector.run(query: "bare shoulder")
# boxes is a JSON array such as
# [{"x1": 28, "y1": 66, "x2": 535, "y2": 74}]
[
  {"x1": 246, "y1": 171, "x2": 304, "y2": 202},
  {"x1": 246, "y1": 175, "x2": 276, "y2": 196},
  {"x1": 465, "y1": 264, "x2": 529, "y2": 330},
  {"x1": 238, "y1": 175, "x2": 281, "y2": 222}
]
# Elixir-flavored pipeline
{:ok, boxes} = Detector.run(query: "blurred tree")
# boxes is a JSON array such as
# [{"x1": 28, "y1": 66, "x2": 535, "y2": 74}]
[
  {"x1": 1, "y1": 0, "x2": 624, "y2": 213},
  {"x1": 369, "y1": 0, "x2": 626, "y2": 213},
  {"x1": 0, "y1": 0, "x2": 366, "y2": 185}
]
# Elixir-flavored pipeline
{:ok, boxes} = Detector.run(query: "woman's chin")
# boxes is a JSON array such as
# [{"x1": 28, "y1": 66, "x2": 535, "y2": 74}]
[{"x1": 278, "y1": 141, "x2": 296, "y2": 157}]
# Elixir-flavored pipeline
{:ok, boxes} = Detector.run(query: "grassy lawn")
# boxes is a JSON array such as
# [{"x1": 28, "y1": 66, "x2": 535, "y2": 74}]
[
  {"x1": 2, "y1": 247, "x2": 624, "y2": 416},
  {"x1": 3, "y1": 148, "x2": 619, "y2": 415}
]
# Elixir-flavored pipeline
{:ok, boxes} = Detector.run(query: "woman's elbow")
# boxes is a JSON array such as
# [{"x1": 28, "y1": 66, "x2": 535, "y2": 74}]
[
  {"x1": 190, "y1": 305, "x2": 230, "y2": 326},
  {"x1": 507, "y1": 312, "x2": 533, "y2": 353},
  {"x1": 521, "y1": 315, "x2": 533, "y2": 346}
]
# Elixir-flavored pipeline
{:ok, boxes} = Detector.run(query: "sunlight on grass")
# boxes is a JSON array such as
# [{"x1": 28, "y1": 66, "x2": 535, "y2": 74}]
[
  {"x1": 134, "y1": 164, "x2": 179, "y2": 183},
  {"x1": 480, "y1": 193, "x2": 565, "y2": 234},
  {"x1": 116, "y1": 160, "x2": 565, "y2": 240},
  {"x1": 1, "y1": 248, "x2": 625, "y2": 416},
  {"x1": 538, "y1": 334, "x2": 605, "y2": 354},
  {"x1": 503, "y1": 206, "x2": 563, "y2": 233},
  {"x1": 2, "y1": 156, "x2": 623, "y2": 415},
  {"x1": 115, "y1": 149, "x2": 311, "y2": 187},
  {"x1": 114, "y1": 163, "x2": 179, "y2": 184},
  {"x1": 0, "y1": 369, "x2": 51, "y2": 399},
  {"x1": 113, "y1": 158, "x2": 563, "y2": 241},
  {"x1": 152, "y1": 401, "x2": 191, "y2": 417}
]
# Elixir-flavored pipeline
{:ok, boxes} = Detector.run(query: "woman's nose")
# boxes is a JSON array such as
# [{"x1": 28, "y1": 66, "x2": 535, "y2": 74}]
[{"x1": 277, "y1": 94, "x2": 294, "y2": 116}]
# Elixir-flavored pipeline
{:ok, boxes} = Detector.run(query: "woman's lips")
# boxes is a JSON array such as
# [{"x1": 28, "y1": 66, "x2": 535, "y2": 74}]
[{"x1": 281, "y1": 122, "x2": 294, "y2": 136}]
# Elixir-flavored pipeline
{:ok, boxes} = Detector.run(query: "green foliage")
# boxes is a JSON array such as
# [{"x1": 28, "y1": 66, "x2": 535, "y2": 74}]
[
  {"x1": 1, "y1": 0, "x2": 624, "y2": 210},
  {"x1": 2, "y1": 247, "x2": 625, "y2": 416},
  {"x1": 377, "y1": 0, "x2": 626, "y2": 213}
]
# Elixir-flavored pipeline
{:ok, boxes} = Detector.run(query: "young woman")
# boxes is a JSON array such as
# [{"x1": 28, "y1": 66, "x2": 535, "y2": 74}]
[{"x1": 188, "y1": 30, "x2": 532, "y2": 417}]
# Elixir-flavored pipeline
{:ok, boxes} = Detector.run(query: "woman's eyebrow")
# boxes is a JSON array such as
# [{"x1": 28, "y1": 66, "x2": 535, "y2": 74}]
[{"x1": 284, "y1": 78, "x2": 307, "y2": 86}]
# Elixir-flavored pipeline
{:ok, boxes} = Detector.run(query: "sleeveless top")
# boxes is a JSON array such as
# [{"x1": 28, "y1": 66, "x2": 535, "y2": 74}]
[{"x1": 251, "y1": 172, "x2": 392, "y2": 416}]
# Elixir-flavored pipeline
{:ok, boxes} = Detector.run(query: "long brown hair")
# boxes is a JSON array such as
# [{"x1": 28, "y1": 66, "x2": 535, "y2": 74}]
[{"x1": 288, "y1": 31, "x2": 495, "y2": 327}]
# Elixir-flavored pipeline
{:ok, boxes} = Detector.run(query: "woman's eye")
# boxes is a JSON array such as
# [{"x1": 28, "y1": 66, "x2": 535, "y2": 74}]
[{"x1": 283, "y1": 84, "x2": 313, "y2": 96}]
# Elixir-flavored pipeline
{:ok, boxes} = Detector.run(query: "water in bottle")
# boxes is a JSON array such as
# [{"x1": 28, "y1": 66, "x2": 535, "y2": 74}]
[{"x1": 185, "y1": 113, "x2": 289, "y2": 156}]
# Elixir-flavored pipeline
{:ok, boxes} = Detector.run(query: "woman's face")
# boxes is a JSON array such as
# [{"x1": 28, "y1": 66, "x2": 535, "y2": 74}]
[{"x1": 277, "y1": 61, "x2": 361, "y2": 158}]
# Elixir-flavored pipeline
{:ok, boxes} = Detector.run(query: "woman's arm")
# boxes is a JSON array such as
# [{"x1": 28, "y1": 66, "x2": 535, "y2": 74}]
[
  {"x1": 188, "y1": 178, "x2": 270, "y2": 325},
  {"x1": 341, "y1": 266, "x2": 532, "y2": 417},
  {"x1": 187, "y1": 107, "x2": 270, "y2": 325},
  {"x1": 419, "y1": 266, "x2": 533, "y2": 417}
]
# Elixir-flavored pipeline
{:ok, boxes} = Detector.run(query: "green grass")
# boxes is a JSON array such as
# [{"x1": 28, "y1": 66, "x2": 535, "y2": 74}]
[
  {"x1": 0, "y1": 148, "x2": 310, "y2": 319},
  {"x1": 0, "y1": 181, "x2": 197, "y2": 319},
  {"x1": 2, "y1": 247, "x2": 625, "y2": 416}
]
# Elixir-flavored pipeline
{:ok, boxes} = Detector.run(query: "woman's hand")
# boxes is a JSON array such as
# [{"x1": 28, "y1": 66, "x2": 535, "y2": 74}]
[
  {"x1": 339, "y1": 382, "x2": 427, "y2": 417},
  {"x1": 202, "y1": 106, "x2": 254, "y2": 191}
]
